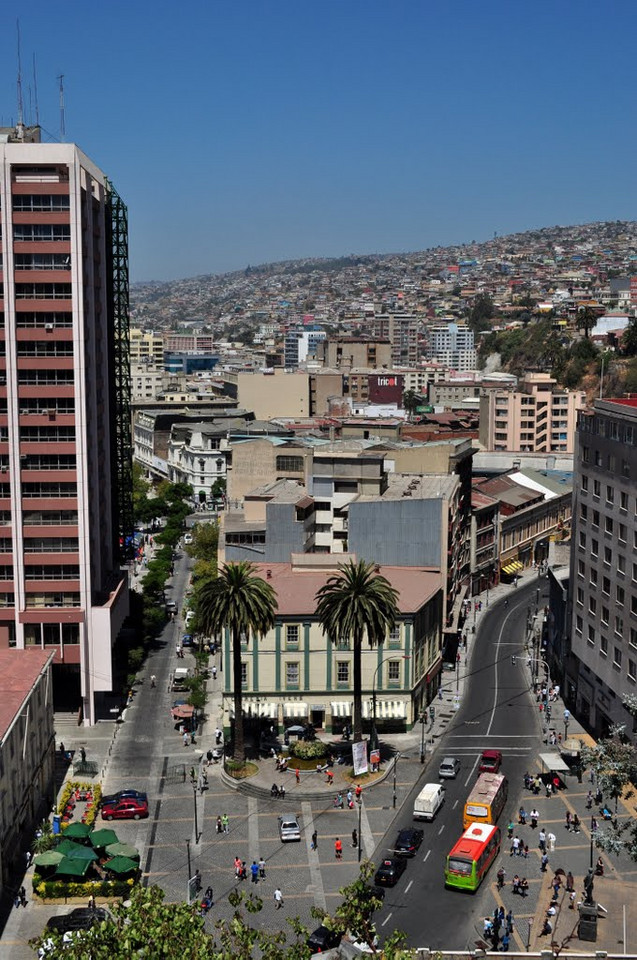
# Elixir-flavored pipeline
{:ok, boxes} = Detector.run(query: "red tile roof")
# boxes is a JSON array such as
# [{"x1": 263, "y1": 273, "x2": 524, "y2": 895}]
[{"x1": 0, "y1": 649, "x2": 53, "y2": 741}]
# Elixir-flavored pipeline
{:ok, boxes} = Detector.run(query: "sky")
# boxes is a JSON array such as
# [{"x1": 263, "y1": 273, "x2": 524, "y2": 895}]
[{"x1": 1, "y1": 1, "x2": 636, "y2": 282}]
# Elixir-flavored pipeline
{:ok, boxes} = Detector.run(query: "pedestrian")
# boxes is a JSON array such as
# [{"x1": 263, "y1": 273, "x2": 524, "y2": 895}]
[
  {"x1": 335, "y1": 837, "x2": 342, "y2": 859},
  {"x1": 274, "y1": 887, "x2": 284, "y2": 909},
  {"x1": 207, "y1": 749, "x2": 213, "y2": 766},
  {"x1": 538, "y1": 829, "x2": 546, "y2": 852},
  {"x1": 222, "y1": 813, "x2": 229, "y2": 834},
  {"x1": 234, "y1": 856, "x2": 242, "y2": 879},
  {"x1": 204, "y1": 885, "x2": 213, "y2": 905},
  {"x1": 355, "y1": 784, "x2": 362, "y2": 803},
  {"x1": 506, "y1": 909, "x2": 514, "y2": 935},
  {"x1": 241, "y1": 861, "x2": 247, "y2": 881},
  {"x1": 565, "y1": 811, "x2": 571, "y2": 831},
  {"x1": 19, "y1": 886, "x2": 26, "y2": 907},
  {"x1": 507, "y1": 821, "x2": 515, "y2": 839},
  {"x1": 215, "y1": 727, "x2": 222, "y2": 745},
  {"x1": 279, "y1": 783, "x2": 285, "y2": 799},
  {"x1": 500, "y1": 933, "x2": 510, "y2": 952},
  {"x1": 519, "y1": 877, "x2": 529, "y2": 897},
  {"x1": 194, "y1": 869, "x2": 201, "y2": 892},
  {"x1": 59, "y1": 741, "x2": 65, "y2": 756},
  {"x1": 295, "y1": 768, "x2": 300, "y2": 785},
  {"x1": 80, "y1": 747, "x2": 86, "y2": 763},
  {"x1": 569, "y1": 890, "x2": 576, "y2": 909},
  {"x1": 311, "y1": 830, "x2": 318, "y2": 851},
  {"x1": 259, "y1": 856, "x2": 266, "y2": 879},
  {"x1": 566, "y1": 871, "x2": 574, "y2": 892},
  {"x1": 251, "y1": 861, "x2": 259, "y2": 883},
  {"x1": 591, "y1": 816, "x2": 598, "y2": 833},
  {"x1": 547, "y1": 831, "x2": 556, "y2": 851},
  {"x1": 212, "y1": 665, "x2": 217, "y2": 680},
  {"x1": 13, "y1": 892, "x2": 20, "y2": 909},
  {"x1": 88, "y1": 894, "x2": 96, "y2": 911},
  {"x1": 523, "y1": 843, "x2": 529, "y2": 859},
  {"x1": 586, "y1": 790, "x2": 593, "y2": 809},
  {"x1": 352, "y1": 829, "x2": 358, "y2": 848},
  {"x1": 530, "y1": 808, "x2": 539, "y2": 828},
  {"x1": 541, "y1": 853, "x2": 549, "y2": 872},
  {"x1": 510, "y1": 835, "x2": 520, "y2": 856},
  {"x1": 150, "y1": 674, "x2": 156, "y2": 688},
  {"x1": 572, "y1": 814, "x2": 580, "y2": 833},
  {"x1": 216, "y1": 815, "x2": 222, "y2": 834},
  {"x1": 183, "y1": 731, "x2": 189, "y2": 747}
]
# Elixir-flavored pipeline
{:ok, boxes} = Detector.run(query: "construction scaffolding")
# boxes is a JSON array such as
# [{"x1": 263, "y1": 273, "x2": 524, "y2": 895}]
[{"x1": 106, "y1": 180, "x2": 133, "y2": 560}]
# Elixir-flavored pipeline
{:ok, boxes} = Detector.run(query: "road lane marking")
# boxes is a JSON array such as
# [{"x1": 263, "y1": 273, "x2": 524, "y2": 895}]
[
  {"x1": 464, "y1": 755, "x2": 480, "y2": 787},
  {"x1": 381, "y1": 912, "x2": 393, "y2": 927},
  {"x1": 302, "y1": 801, "x2": 326, "y2": 911},
  {"x1": 438, "y1": 824, "x2": 445, "y2": 835},
  {"x1": 423, "y1": 849, "x2": 431, "y2": 863},
  {"x1": 453, "y1": 799, "x2": 459, "y2": 809},
  {"x1": 405, "y1": 879, "x2": 413, "y2": 893}
]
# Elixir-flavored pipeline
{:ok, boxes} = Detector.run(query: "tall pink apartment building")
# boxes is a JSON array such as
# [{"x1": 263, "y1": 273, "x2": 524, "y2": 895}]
[
  {"x1": 479, "y1": 373, "x2": 586, "y2": 454},
  {"x1": 0, "y1": 125, "x2": 129, "y2": 724}
]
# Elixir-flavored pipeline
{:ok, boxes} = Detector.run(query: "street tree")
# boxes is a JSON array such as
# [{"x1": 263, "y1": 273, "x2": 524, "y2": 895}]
[
  {"x1": 580, "y1": 727, "x2": 637, "y2": 860},
  {"x1": 197, "y1": 562, "x2": 277, "y2": 762},
  {"x1": 576, "y1": 306, "x2": 598, "y2": 339},
  {"x1": 402, "y1": 389, "x2": 420, "y2": 421},
  {"x1": 621, "y1": 319, "x2": 637, "y2": 357},
  {"x1": 315, "y1": 559, "x2": 399, "y2": 743}
]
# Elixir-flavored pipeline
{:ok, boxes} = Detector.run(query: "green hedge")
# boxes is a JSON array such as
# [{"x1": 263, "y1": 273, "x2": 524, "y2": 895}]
[
  {"x1": 289, "y1": 740, "x2": 327, "y2": 760},
  {"x1": 34, "y1": 876, "x2": 135, "y2": 899}
]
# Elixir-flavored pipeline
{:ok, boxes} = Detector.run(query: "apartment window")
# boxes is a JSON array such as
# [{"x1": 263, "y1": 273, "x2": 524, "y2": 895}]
[
  {"x1": 595, "y1": 451, "x2": 603, "y2": 467},
  {"x1": 617, "y1": 586, "x2": 625, "y2": 606},
  {"x1": 591, "y1": 538, "x2": 598, "y2": 558},
  {"x1": 336, "y1": 661, "x2": 350, "y2": 686},
  {"x1": 632, "y1": 596, "x2": 637, "y2": 616},
  {"x1": 587, "y1": 624, "x2": 595, "y2": 645},
  {"x1": 387, "y1": 660, "x2": 401, "y2": 685},
  {"x1": 600, "y1": 635, "x2": 608, "y2": 657},
  {"x1": 633, "y1": 562, "x2": 637, "y2": 583},
  {"x1": 286, "y1": 624, "x2": 299, "y2": 648},
  {"x1": 578, "y1": 531, "x2": 586, "y2": 550},
  {"x1": 580, "y1": 504, "x2": 588, "y2": 521},
  {"x1": 620, "y1": 491, "x2": 628, "y2": 511},
  {"x1": 622, "y1": 458, "x2": 630, "y2": 478},
  {"x1": 601, "y1": 605, "x2": 609, "y2": 624},
  {"x1": 615, "y1": 615, "x2": 624, "y2": 636},
  {"x1": 12, "y1": 194, "x2": 70, "y2": 211},
  {"x1": 604, "y1": 517, "x2": 613, "y2": 536},
  {"x1": 575, "y1": 615, "x2": 583, "y2": 634},
  {"x1": 13, "y1": 224, "x2": 71, "y2": 241},
  {"x1": 613, "y1": 647, "x2": 622, "y2": 669},
  {"x1": 592, "y1": 510, "x2": 600, "y2": 528},
  {"x1": 590, "y1": 569, "x2": 598, "y2": 587},
  {"x1": 602, "y1": 577, "x2": 610, "y2": 596},
  {"x1": 619, "y1": 523, "x2": 627, "y2": 543},
  {"x1": 388, "y1": 625, "x2": 401, "y2": 646},
  {"x1": 605, "y1": 485, "x2": 614, "y2": 504},
  {"x1": 276, "y1": 456, "x2": 304, "y2": 472},
  {"x1": 582, "y1": 445, "x2": 590, "y2": 463},
  {"x1": 603, "y1": 546, "x2": 612, "y2": 566},
  {"x1": 593, "y1": 479, "x2": 601, "y2": 497},
  {"x1": 576, "y1": 587, "x2": 584, "y2": 606},
  {"x1": 589, "y1": 597, "x2": 597, "y2": 616},
  {"x1": 581, "y1": 474, "x2": 588, "y2": 492},
  {"x1": 618, "y1": 554, "x2": 625, "y2": 575},
  {"x1": 577, "y1": 559, "x2": 585, "y2": 578},
  {"x1": 240, "y1": 662, "x2": 248, "y2": 687},
  {"x1": 285, "y1": 661, "x2": 299, "y2": 688},
  {"x1": 629, "y1": 659, "x2": 637, "y2": 682}
]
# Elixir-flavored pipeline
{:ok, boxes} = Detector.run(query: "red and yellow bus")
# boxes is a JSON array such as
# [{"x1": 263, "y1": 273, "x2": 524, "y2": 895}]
[
  {"x1": 462, "y1": 773, "x2": 508, "y2": 829},
  {"x1": 444, "y1": 822, "x2": 501, "y2": 891}
]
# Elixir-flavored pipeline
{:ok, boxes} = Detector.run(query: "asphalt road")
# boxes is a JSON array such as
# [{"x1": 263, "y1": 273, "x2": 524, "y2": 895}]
[{"x1": 373, "y1": 579, "x2": 547, "y2": 950}]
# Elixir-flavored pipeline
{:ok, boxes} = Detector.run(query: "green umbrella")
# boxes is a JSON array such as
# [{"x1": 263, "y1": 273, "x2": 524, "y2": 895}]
[
  {"x1": 103, "y1": 855, "x2": 139, "y2": 875},
  {"x1": 56, "y1": 838, "x2": 89, "y2": 857},
  {"x1": 63, "y1": 822, "x2": 92, "y2": 840},
  {"x1": 89, "y1": 828, "x2": 119, "y2": 848},
  {"x1": 105, "y1": 842, "x2": 139, "y2": 860},
  {"x1": 33, "y1": 850, "x2": 65, "y2": 867},
  {"x1": 54, "y1": 857, "x2": 92, "y2": 878}
]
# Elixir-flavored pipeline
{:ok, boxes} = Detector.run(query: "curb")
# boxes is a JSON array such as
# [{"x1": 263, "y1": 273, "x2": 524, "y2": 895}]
[{"x1": 221, "y1": 756, "x2": 396, "y2": 801}]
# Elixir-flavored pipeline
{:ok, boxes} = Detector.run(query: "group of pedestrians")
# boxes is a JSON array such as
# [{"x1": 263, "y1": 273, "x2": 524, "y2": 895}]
[{"x1": 483, "y1": 906, "x2": 514, "y2": 950}]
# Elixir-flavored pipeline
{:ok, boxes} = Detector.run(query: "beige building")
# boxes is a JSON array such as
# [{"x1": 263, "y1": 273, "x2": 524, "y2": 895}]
[
  {"x1": 220, "y1": 556, "x2": 443, "y2": 734},
  {"x1": 479, "y1": 373, "x2": 586, "y2": 454},
  {"x1": 237, "y1": 370, "x2": 311, "y2": 420},
  {"x1": 0, "y1": 650, "x2": 55, "y2": 895},
  {"x1": 130, "y1": 328, "x2": 165, "y2": 366},
  {"x1": 317, "y1": 337, "x2": 392, "y2": 371}
]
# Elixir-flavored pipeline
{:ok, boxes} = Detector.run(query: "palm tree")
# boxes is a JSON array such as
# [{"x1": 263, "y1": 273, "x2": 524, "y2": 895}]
[
  {"x1": 576, "y1": 306, "x2": 597, "y2": 340},
  {"x1": 402, "y1": 389, "x2": 420, "y2": 421},
  {"x1": 315, "y1": 559, "x2": 399, "y2": 743},
  {"x1": 197, "y1": 561, "x2": 277, "y2": 762}
]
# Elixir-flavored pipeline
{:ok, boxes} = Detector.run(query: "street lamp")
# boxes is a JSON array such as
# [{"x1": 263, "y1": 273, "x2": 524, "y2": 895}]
[
  {"x1": 392, "y1": 753, "x2": 400, "y2": 809},
  {"x1": 357, "y1": 797, "x2": 363, "y2": 863},
  {"x1": 192, "y1": 780, "x2": 199, "y2": 843},
  {"x1": 370, "y1": 654, "x2": 409, "y2": 752},
  {"x1": 419, "y1": 712, "x2": 426, "y2": 764},
  {"x1": 563, "y1": 709, "x2": 570, "y2": 742}
]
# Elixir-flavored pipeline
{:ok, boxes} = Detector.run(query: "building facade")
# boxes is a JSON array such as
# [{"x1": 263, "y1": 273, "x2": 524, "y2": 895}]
[
  {"x1": 0, "y1": 127, "x2": 129, "y2": 723},
  {"x1": 372, "y1": 313, "x2": 421, "y2": 366},
  {"x1": 425, "y1": 321, "x2": 477, "y2": 371},
  {"x1": 568, "y1": 398, "x2": 637, "y2": 739}
]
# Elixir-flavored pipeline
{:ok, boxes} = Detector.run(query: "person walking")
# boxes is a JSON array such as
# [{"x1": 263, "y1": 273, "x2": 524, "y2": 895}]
[
  {"x1": 212, "y1": 665, "x2": 217, "y2": 681},
  {"x1": 215, "y1": 727, "x2": 222, "y2": 745},
  {"x1": 259, "y1": 856, "x2": 266, "y2": 880},
  {"x1": 150, "y1": 674, "x2": 156, "y2": 688},
  {"x1": 538, "y1": 829, "x2": 547, "y2": 853},
  {"x1": 216, "y1": 815, "x2": 222, "y2": 834},
  {"x1": 19, "y1": 886, "x2": 26, "y2": 907},
  {"x1": 506, "y1": 909, "x2": 514, "y2": 935},
  {"x1": 334, "y1": 837, "x2": 343, "y2": 859},
  {"x1": 311, "y1": 830, "x2": 318, "y2": 851},
  {"x1": 566, "y1": 871, "x2": 574, "y2": 892},
  {"x1": 234, "y1": 856, "x2": 242, "y2": 879},
  {"x1": 547, "y1": 831, "x2": 556, "y2": 852},
  {"x1": 206, "y1": 749, "x2": 213, "y2": 766},
  {"x1": 250, "y1": 861, "x2": 259, "y2": 884},
  {"x1": 530, "y1": 808, "x2": 539, "y2": 828},
  {"x1": 222, "y1": 813, "x2": 229, "y2": 834},
  {"x1": 511, "y1": 835, "x2": 520, "y2": 856},
  {"x1": 295, "y1": 768, "x2": 300, "y2": 785},
  {"x1": 351, "y1": 829, "x2": 358, "y2": 848},
  {"x1": 274, "y1": 887, "x2": 284, "y2": 909},
  {"x1": 355, "y1": 784, "x2": 362, "y2": 803},
  {"x1": 541, "y1": 853, "x2": 549, "y2": 872}
]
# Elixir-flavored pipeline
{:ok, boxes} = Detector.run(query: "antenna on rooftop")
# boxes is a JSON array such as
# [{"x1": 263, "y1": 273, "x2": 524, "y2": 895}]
[
  {"x1": 57, "y1": 74, "x2": 65, "y2": 141},
  {"x1": 16, "y1": 19, "x2": 24, "y2": 139},
  {"x1": 32, "y1": 53, "x2": 40, "y2": 127}
]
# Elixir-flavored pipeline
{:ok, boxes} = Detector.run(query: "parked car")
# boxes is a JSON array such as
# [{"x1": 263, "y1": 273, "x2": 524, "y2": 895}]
[
  {"x1": 100, "y1": 789, "x2": 148, "y2": 808},
  {"x1": 101, "y1": 798, "x2": 149, "y2": 821},
  {"x1": 185, "y1": 610, "x2": 195, "y2": 626},
  {"x1": 307, "y1": 924, "x2": 342, "y2": 952},
  {"x1": 184, "y1": 534, "x2": 193, "y2": 545},
  {"x1": 278, "y1": 815, "x2": 301, "y2": 842},
  {"x1": 438, "y1": 756, "x2": 461, "y2": 779},
  {"x1": 373, "y1": 857, "x2": 406, "y2": 887},
  {"x1": 46, "y1": 907, "x2": 110, "y2": 934},
  {"x1": 181, "y1": 634, "x2": 194, "y2": 647},
  {"x1": 394, "y1": 827, "x2": 424, "y2": 857}
]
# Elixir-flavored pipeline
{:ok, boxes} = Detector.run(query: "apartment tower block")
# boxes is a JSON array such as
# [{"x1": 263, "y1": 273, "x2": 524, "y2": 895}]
[{"x1": 0, "y1": 125, "x2": 130, "y2": 724}]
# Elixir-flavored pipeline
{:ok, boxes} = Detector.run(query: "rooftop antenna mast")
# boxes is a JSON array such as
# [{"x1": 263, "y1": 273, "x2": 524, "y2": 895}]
[
  {"x1": 57, "y1": 74, "x2": 65, "y2": 141},
  {"x1": 32, "y1": 54, "x2": 40, "y2": 127},
  {"x1": 16, "y1": 19, "x2": 24, "y2": 139}
]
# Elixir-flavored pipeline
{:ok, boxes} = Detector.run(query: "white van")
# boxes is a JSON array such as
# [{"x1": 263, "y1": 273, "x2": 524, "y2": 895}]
[{"x1": 413, "y1": 782, "x2": 445, "y2": 821}]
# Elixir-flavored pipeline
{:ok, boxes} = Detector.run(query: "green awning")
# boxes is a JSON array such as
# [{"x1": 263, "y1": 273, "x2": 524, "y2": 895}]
[
  {"x1": 63, "y1": 822, "x2": 92, "y2": 840},
  {"x1": 54, "y1": 856, "x2": 92, "y2": 878},
  {"x1": 103, "y1": 855, "x2": 139, "y2": 875},
  {"x1": 33, "y1": 850, "x2": 65, "y2": 867},
  {"x1": 56, "y1": 838, "x2": 90, "y2": 857},
  {"x1": 89, "y1": 828, "x2": 119, "y2": 848},
  {"x1": 105, "y1": 842, "x2": 139, "y2": 860}
]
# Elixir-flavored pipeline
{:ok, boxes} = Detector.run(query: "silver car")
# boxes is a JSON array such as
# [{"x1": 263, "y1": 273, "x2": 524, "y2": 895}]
[
  {"x1": 438, "y1": 756, "x2": 460, "y2": 779},
  {"x1": 278, "y1": 815, "x2": 301, "y2": 842}
]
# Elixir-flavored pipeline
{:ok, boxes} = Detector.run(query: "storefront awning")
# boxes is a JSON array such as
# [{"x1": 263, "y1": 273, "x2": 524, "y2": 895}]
[
  {"x1": 362, "y1": 699, "x2": 406, "y2": 720},
  {"x1": 502, "y1": 560, "x2": 523, "y2": 574},
  {"x1": 330, "y1": 700, "x2": 352, "y2": 718},
  {"x1": 244, "y1": 701, "x2": 278, "y2": 719},
  {"x1": 284, "y1": 702, "x2": 308, "y2": 718},
  {"x1": 539, "y1": 751, "x2": 570, "y2": 773}
]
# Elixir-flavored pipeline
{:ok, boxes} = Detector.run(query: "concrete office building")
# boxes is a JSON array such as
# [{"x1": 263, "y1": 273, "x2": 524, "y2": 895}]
[
  {"x1": 0, "y1": 125, "x2": 129, "y2": 723},
  {"x1": 372, "y1": 312, "x2": 421, "y2": 366},
  {"x1": 568, "y1": 398, "x2": 637, "y2": 739},
  {"x1": 425, "y1": 321, "x2": 477, "y2": 371},
  {"x1": 284, "y1": 325, "x2": 326, "y2": 368},
  {"x1": 317, "y1": 337, "x2": 392, "y2": 371}
]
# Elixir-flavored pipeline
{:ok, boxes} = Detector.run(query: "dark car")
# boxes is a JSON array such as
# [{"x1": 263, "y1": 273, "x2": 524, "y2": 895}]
[
  {"x1": 373, "y1": 857, "x2": 407, "y2": 887},
  {"x1": 307, "y1": 924, "x2": 342, "y2": 953},
  {"x1": 181, "y1": 634, "x2": 194, "y2": 647},
  {"x1": 394, "y1": 827, "x2": 424, "y2": 857},
  {"x1": 101, "y1": 798, "x2": 149, "y2": 821},
  {"x1": 100, "y1": 789, "x2": 148, "y2": 808},
  {"x1": 46, "y1": 907, "x2": 110, "y2": 933}
]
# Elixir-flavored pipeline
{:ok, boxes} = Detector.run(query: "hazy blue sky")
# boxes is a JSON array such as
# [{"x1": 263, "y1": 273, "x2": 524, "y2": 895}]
[{"x1": 2, "y1": 1, "x2": 635, "y2": 281}]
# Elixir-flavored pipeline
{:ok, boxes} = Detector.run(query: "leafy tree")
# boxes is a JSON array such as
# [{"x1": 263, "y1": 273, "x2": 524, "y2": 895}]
[
  {"x1": 623, "y1": 358, "x2": 637, "y2": 393},
  {"x1": 468, "y1": 292, "x2": 495, "y2": 332},
  {"x1": 576, "y1": 306, "x2": 598, "y2": 339},
  {"x1": 580, "y1": 729, "x2": 637, "y2": 860},
  {"x1": 621, "y1": 320, "x2": 637, "y2": 357},
  {"x1": 402, "y1": 389, "x2": 420, "y2": 421},
  {"x1": 197, "y1": 562, "x2": 277, "y2": 762},
  {"x1": 315, "y1": 559, "x2": 399, "y2": 743},
  {"x1": 186, "y1": 521, "x2": 219, "y2": 563},
  {"x1": 211, "y1": 477, "x2": 227, "y2": 499},
  {"x1": 132, "y1": 462, "x2": 150, "y2": 513}
]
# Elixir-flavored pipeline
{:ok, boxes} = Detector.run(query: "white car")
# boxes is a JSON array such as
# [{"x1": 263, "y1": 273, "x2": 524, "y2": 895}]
[
  {"x1": 184, "y1": 534, "x2": 193, "y2": 545},
  {"x1": 278, "y1": 815, "x2": 301, "y2": 842}
]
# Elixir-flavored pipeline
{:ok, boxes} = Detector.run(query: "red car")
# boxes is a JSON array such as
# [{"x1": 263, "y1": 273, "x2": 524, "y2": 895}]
[{"x1": 101, "y1": 798, "x2": 149, "y2": 821}]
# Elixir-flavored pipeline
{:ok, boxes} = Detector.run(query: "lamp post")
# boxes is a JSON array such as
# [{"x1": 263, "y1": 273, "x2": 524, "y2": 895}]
[
  {"x1": 370, "y1": 654, "x2": 409, "y2": 752},
  {"x1": 563, "y1": 709, "x2": 570, "y2": 742},
  {"x1": 192, "y1": 780, "x2": 199, "y2": 843},
  {"x1": 392, "y1": 753, "x2": 400, "y2": 809},
  {"x1": 358, "y1": 797, "x2": 363, "y2": 863},
  {"x1": 419, "y1": 712, "x2": 426, "y2": 764}
]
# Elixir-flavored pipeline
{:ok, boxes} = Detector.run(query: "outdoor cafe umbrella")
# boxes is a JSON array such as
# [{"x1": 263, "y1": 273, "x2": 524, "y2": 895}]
[
  {"x1": 103, "y1": 855, "x2": 139, "y2": 875},
  {"x1": 54, "y1": 856, "x2": 92, "y2": 878},
  {"x1": 56, "y1": 838, "x2": 92, "y2": 858},
  {"x1": 105, "y1": 842, "x2": 140, "y2": 861},
  {"x1": 62, "y1": 822, "x2": 92, "y2": 840},
  {"x1": 56, "y1": 841, "x2": 98, "y2": 863},
  {"x1": 89, "y1": 828, "x2": 119, "y2": 848},
  {"x1": 33, "y1": 850, "x2": 65, "y2": 868}
]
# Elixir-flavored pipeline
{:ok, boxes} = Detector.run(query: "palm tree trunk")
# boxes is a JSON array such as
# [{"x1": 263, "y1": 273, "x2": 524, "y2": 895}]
[
  {"x1": 232, "y1": 627, "x2": 245, "y2": 763},
  {"x1": 353, "y1": 631, "x2": 363, "y2": 743}
]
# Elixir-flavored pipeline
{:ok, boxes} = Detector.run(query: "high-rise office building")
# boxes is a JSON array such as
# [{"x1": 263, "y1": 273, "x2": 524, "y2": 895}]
[
  {"x1": 0, "y1": 125, "x2": 130, "y2": 724},
  {"x1": 568, "y1": 397, "x2": 637, "y2": 738}
]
